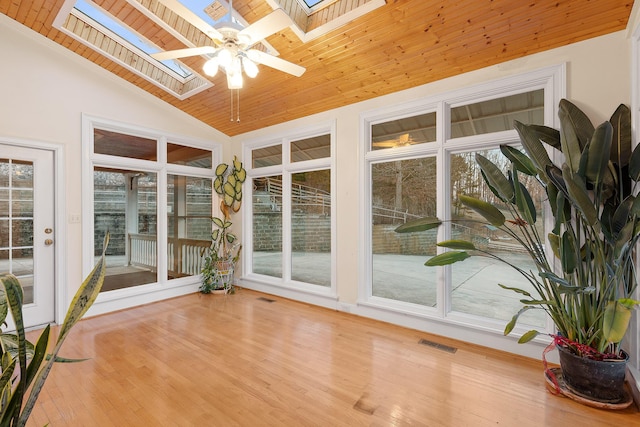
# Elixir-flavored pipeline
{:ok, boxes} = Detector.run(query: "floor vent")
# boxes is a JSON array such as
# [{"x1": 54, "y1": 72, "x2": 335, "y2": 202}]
[
  {"x1": 257, "y1": 297, "x2": 276, "y2": 303},
  {"x1": 418, "y1": 339, "x2": 457, "y2": 354}
]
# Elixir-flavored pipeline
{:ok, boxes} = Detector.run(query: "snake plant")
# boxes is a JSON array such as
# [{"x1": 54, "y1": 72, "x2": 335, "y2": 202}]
[
  {"x1": 0, "y1": 234, "x2": 108, "y2": 426},
  {"x1": 396, "y1": 99, "x2": 639, "y2": 358}
]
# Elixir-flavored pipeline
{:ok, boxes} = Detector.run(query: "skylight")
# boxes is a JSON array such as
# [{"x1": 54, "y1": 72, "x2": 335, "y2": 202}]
[
  {"x1": 73, "y1": 0, "x2": 192, "y2": 78},
  {"x1": 178, "y1": 0, "x2": 232, "y2": 27},
  {"x1": 303, "y1": 0, "x2": 325, "y2": 7}
]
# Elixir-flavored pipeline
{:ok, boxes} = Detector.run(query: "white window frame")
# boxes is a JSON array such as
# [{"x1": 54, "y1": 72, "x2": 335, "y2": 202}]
[
  {"x1": 358, "y1": 65, "x2": 565, "y2": 355},
  {"x1": 240, "y1": 121, "x2": 337, "y2": 308},
  {"x1": 81, "y1": 114, "x2": 220, "y2": 315}
]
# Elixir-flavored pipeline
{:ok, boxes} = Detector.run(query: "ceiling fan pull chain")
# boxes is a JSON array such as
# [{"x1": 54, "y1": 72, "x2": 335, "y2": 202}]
[
  {"x1": 230, "y1": 88, "x2": 234, "y2": 122},
  {"x1": 237, "y1": 89, "x2": 240, "y2": 123}
]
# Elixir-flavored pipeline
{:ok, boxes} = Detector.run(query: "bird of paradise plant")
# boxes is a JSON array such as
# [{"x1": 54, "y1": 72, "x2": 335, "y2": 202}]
[{"x1": 396, "y1": 99, "x2": 639, "y2": 360}]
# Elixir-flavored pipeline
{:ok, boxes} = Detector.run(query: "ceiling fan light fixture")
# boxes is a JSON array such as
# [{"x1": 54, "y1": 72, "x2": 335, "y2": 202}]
[
  {"x1": 227, "y1": 70, "x2": 243, "y2": 89},
  {"x1": 203, "y1": 57, "x2": 219, "y2": 76},
  {"x1": 242, "y1": 57, "x2": 259, "y2": 78},
  {"x1": 218, "y1": 48, "x2": 233, "y2": 68}
]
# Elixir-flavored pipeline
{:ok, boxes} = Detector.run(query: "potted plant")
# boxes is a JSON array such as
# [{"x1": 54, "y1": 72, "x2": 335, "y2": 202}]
[
  {"x1": 0, "y1": 234, "x2": 108, "y2": 426},
  {"x1": 200, "y1": 156, "x2": 246, "y2": 293},
  {"x1": 200, "y1": 213, "x2": 242, "y2": 293},
  {"x1": 396, "y1": 99, "x2": 639, "y2": 404}
]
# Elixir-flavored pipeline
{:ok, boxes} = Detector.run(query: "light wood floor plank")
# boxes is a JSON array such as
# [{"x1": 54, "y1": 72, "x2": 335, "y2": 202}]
[{"x1": 25, "y1": 289, "x2": 639, "y2": 426}]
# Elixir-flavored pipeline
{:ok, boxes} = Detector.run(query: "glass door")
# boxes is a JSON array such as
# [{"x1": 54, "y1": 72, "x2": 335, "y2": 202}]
[{"x1": 0, "y1": 144, "x2": 55, "y2": 328}]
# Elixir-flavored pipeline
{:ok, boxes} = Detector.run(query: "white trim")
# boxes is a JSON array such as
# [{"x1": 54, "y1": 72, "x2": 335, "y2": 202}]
[
  {"x1": 0, "y1": 136, "x2": 67, "y2": 325},
  {"x1": 630, "y1": 23, "x2": 640, "y2": 379},
  {"x1": 274, "y1": 0, "x2": 387, "y2": 43},
  {"x1": 81, "y1": 114, "x2": 221, "y2": 316},
  {"x1": 53, "y1": 1, "x2": 212, "y2": 100},
  {"x1": 242, "y1": 120, "x2": 337, "y2": 298},
  {"x1": 358, "y1": 64, "x2": 566, "y2": 358}
]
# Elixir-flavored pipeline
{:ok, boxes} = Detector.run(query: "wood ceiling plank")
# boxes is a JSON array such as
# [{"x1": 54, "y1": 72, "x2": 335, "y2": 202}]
[{"x1": 5, "y1": 0, "x2": 630, "y2": 136}]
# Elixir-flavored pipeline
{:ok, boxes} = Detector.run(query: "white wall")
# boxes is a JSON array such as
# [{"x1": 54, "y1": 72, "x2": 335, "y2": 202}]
[
  {"x1": 0, "y1": 14, "x2": 229, "y2": 315},
  {"x1": 233, "y1": 30, "x2": 632, "y2": 359}
]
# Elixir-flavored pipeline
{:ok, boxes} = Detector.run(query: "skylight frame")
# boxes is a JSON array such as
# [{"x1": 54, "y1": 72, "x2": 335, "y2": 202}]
[
  {"x1": 296, "y1": 0, "x2": 340, "y2": 15},
  {"x1": 73, "y1": 0, "x2": 193, "y2": 80}
]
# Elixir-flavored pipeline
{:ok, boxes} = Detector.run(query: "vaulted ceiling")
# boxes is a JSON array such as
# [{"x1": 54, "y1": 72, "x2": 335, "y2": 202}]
[{"x1": 1, "y1": 0, "x2": 634, "y2": 136}]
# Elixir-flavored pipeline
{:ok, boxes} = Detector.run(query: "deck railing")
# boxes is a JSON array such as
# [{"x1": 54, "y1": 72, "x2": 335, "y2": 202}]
[{"x1": 128, "y1": 234, "x2": 210, "y2": 277}]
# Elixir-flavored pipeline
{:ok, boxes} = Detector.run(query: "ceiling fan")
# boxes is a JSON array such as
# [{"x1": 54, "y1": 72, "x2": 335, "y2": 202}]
[
  {"x1": 372, "y1": 133, "x2": 419, "y2": 149},
  {"x1": 152, "y1": 0, "x2": 306, "y2": 89}
]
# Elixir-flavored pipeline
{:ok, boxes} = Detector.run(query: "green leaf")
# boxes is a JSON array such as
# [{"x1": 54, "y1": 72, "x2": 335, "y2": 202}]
[
  {"x1": 223, "y1": 182, "x2": 236, "y2": 198},
  {"x1": 611, "y1": 196, "x2": 633, "y2": 236},
  {"x1": 497, "y1": 283, "x2": 532, "y2": 298},
  {"x1": 57, "y1": 233, "x2": 109, "y2": 343},
  {"x1": 614, "y1": 221, "x2": 634, "y2": 259},
  {"x1": 629, "y1": 141, "x2": 640, "y2": 181},
  {"x1": 504, "y1": 306, "x2": 534, "y2": 335},
  {"x1": 547, "y1": 233, "x2": 560, "y2": 259},
  {"x1": 560, "y1": 230, "x2": 577, "y2": 274},
  {"x1": 500, "y1": 145, "x2": 538, "y2": 176},
  {"x1": 584, "y1": 122, "x2": 613, "y2": 187},
  {"x1": 513, "y1": 170, "x2": 536, "y2": 224},
  {"x1": 517, "y1": 329, "x2": 540, "y2": 343},
  {"x1": 235, "y1": 167, "x2": 247, "y2": 183},
  {"x1": 514, "y1": 121, "x2": 553, "y2": 174},
  {"x1": 212, "y1": 217, "x2": 224, "y2": 228},
  {"x1": 232, "y1": 156, "x2": 243, "y2": 173},
  {"x1": 19, "y1": 235, "x2": 109, "y2": 425},
  {"x1": 609, "y1": 104, "x2": 632, "y2": 167},
  {"x1": 425, "y1": 251, "x2": 471, "y2": 266},
  {"x1": 24, "y1": 326, "x2": 49, "y2": 390},
  {"x1": 0, "y1": 285, "x2": 7, "y2": 326},
  {"x1": 603, "y1": 300, "x2": 633, "y2": 344},
  {"x1": 558, "y1": 99, "x2": 595, "y2": 151},
  {"x1": 215, "y1": 163, "x2": 228, "y2": 177},
  {"x1": 481, "y1": 170, "x2": 508, "y2": 203},
  {"x1": 562, "y1": 163, "x2": 600, "y2": 230},
  {"x1": 545, "y1": 165, "x2": 568, "y2": 199},
  {"x1": 395, "y1": 217, "x2": 441, "y2": 233},
  {"x1": 459, "y1": 195, "x2": 505, "y2": 227},
  {"x1": 519, "y1": 299, "x2": 555, "y2": 305},
  {"x1": 213, "y1": 176, "x2": 224, "y2": 195},
  {"x1": 475, "y1": 154, "x2": 514, "y2": 201},
  {"x1": 529, "y1": 124, "x2": 561, "y2": 150},
  {"x1": 437, "y1": 240, "x2": 476, "y2": 250}
]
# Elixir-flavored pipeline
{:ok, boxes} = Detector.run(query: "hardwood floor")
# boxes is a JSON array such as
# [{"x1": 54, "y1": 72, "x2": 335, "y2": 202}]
[{"x1": 26, "y1": 289, "x2": 639, "y2": 426}]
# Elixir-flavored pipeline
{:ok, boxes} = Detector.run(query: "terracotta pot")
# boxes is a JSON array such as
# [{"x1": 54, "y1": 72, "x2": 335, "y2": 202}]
[{"x1": 557, "y1": 344, "x2": 628, "y2": 403}]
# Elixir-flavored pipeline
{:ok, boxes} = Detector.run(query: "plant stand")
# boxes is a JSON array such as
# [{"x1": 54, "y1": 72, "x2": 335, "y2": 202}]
[{"x1": 544, "y1": 368, "x2": 633, "y2": 410}]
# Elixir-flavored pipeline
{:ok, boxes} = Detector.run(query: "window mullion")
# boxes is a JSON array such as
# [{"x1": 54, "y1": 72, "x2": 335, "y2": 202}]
[{"x1": 437, "y1": 101, "x2": 450, "y2": 319}]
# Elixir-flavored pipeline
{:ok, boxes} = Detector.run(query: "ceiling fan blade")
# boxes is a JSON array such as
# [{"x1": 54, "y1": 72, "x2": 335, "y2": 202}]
[
  {"x1": 157, "y1": 0, "x2": 223, "y2": 41},
  {"x1": 372, "y1": 142, "x2": 398, "y2": 148},
  {"x1": 151, "y1": 46, "x2": 216, "y2": 61},
  {"x1": 372, "y1": 134, "x2": 413, "y2": 148},
  {"x1": 247, "y1": 49, "x2": 305, "y2": 77},
  {"x1": 239, "y1": 8, "x2": 292, "y2": 45}
]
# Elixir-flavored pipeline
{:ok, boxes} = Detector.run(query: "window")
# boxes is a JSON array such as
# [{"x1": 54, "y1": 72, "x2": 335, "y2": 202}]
[
  {"x1": 83, "y1": 116, "x2": 217, "y2": 294},
  {"x1": 245, "y1": 125, "x2": 335, "y2": 293},
  {"x1": 449, "y1": 148, "x2": 545, "y2": 327},
  {"x1": 363, "y1": 66, "x2": 563, "y2": 339},
  {"x1": 0, "y1": 159, "x2": 34, "y2": 303}
]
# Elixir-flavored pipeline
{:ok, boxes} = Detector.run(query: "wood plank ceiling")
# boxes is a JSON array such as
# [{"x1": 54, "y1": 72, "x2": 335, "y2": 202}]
[{"x1": 0, "y1": 0, "x2": 634, "y2": 136}]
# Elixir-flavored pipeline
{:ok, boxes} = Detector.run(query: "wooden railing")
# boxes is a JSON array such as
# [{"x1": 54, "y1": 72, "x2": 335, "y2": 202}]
[
  {"x1": 128, "y1": 234, "x2": 210, "y2": 278},
  {"x1": 169, "y1": 237, "x2": 211, "y2": 277}
]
